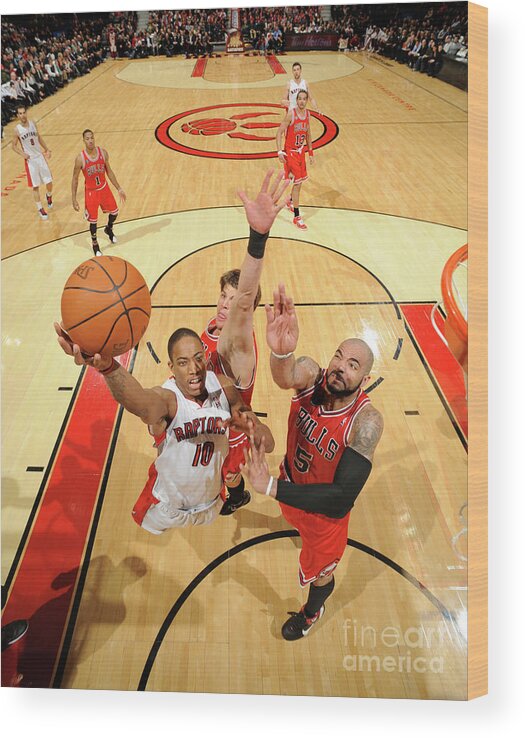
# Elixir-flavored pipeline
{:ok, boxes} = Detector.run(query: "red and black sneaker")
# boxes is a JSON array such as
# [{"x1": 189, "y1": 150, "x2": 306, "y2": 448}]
[
  {"x1": 281, "y1": 605, "x2": 325, "y2": 641},
  {"x1": 38, "y1": 208, "x2": 48, "y2": 220},
  {"x1": 46, "y1": 194, "x2": 53, "y2": 209}
]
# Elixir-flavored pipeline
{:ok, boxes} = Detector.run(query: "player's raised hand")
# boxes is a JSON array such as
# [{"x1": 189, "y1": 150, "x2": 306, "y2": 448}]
[
  {"x1": 240, "y1": 434, "x2": 272, "y2": 495},
  {"x1": 54, "y1": 322, "x2": 112, "y2": 371},
  {"x1": 265, "y1": 283, "x2": 299, "y2": 355},
  {"x1": 237, "y1": 169, "x2": 290, "y2": 234}
]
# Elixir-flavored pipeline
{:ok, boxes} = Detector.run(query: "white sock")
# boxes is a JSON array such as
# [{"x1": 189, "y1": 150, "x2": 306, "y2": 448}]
[{"x1": 36, "y1": 201, "x2": 42, "y2": 209}]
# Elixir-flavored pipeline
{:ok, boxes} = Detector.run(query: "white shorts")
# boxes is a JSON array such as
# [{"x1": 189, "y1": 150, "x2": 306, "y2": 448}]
[
  {"x1": 25, "y1": 155, "x2": 52, "y2": 188},
  {"x1": 141, "y1": 495, "x2": 222, "y2": 535}
]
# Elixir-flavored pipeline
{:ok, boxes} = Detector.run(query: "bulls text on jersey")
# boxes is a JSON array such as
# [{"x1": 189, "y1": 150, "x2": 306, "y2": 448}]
[{"x1": 294, "y1": 405, "x2": 339, "y2": 461}]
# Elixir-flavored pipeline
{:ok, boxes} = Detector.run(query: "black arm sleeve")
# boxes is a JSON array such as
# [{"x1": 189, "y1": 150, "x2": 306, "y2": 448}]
[{"x1": 275, "y1": 447, "x2": 372, "y2": 519}]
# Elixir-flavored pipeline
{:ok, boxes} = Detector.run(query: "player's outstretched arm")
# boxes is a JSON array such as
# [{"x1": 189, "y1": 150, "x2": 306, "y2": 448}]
[
  {"x1": 265, "y1": 283, "x2": 320, "y2": 391},
  {"x1": 217, "y1": 170, "x2": 289, "y2": 385},
  {"x1": 219, "y1": 375, "x2": 275, "y2": 453},
  {"x1": 54, "y1": 322, "x2": 174, "y2": 425}
]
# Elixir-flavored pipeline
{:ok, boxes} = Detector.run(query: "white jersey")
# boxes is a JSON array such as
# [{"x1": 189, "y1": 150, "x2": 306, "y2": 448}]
[
  {"x1": 151, "y1": 371, "x2": 231, "y2": 512},
  {"x1": 288, "y1": 78, "x2": 308, "y2": 109},
  {"x1": 16, "y1": 121, "x2": 44, "y2": 159}
]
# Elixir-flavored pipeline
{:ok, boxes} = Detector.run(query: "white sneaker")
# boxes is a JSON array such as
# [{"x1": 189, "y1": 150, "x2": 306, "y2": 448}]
[{"x1": 94, "y1": 250, "x2": 103, "y2": 257}]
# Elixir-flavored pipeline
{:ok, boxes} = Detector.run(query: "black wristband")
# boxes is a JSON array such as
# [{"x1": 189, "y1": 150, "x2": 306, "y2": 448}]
[{"x1": 247, "y1": 227, "x2": 269, "y2": 259}]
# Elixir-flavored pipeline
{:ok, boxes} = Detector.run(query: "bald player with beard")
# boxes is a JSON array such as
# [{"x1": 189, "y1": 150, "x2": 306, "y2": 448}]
[{"x1": 241, "y1": 284, "x2": 383, "y2": 640}]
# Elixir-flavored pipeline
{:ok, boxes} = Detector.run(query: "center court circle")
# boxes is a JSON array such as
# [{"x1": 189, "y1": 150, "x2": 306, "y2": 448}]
[{"x1": 155, "y1": 102, "x2": 338, "y2": 160}]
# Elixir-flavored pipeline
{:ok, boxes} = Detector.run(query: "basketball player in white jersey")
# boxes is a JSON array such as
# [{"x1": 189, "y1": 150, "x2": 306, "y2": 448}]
[
  {"x1": 281, "y1": 62, "x2": 321, "y2": 114},
  {"x1": 11, "y1": 104, "x2": 53, "y2": 220},
  {"x1": 54, "y1": 325, "x2": 274, "y2": 534}
]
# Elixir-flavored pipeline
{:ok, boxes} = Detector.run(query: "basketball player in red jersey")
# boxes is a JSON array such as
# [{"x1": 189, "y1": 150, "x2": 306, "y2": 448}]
[
  {"x1": 276, "y1": 90, "x2": 314, "y2": 231},
  {"x1": 199, "y1": 169, "x2": 290, "y2": 515},
  {"x1": 71, "y1": 129, "x2": 126, "y2": 256},
  {"x1": 241, "y1": 284, "x2": 384, "y2": 640}
]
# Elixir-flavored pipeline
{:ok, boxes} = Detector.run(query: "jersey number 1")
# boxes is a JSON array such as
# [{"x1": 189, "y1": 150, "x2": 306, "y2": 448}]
[
  {"x1": 95, "y1": 175, "x2": 101, "y2": 187},
  {"x1": 192, "y1": 441, "x2": 214, "y2": 467}
]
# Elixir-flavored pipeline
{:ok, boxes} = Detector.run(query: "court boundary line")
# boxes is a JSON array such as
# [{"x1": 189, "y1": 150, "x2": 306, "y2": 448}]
[
  {"x1": 368, "y1": 54, "x2": 468, "y2": 114},
  {"x1": 1, "y1": 366, "x2": 87, "y2": 601},
  {"x1": 136, "y1": 529, "x2": 458, "y2": 691},
  {"x1": 402, "y1": 315, "x2": 467, "y2": 451},
  {"x1": 1, "y1": 205, "x2": 467, "y2": 261},
  {"x1": 52, "y1": 349, "x2": 138, "y2": 688}
]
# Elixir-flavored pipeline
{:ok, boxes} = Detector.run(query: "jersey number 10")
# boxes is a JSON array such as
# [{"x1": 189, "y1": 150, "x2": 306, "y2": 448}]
[{"x1": 192, "y1": 441, "x2": 214, "y2": 467}]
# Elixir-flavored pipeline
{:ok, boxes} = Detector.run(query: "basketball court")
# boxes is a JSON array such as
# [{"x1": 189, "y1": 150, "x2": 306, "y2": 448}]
[{"x1": 1, "y1": 50, "x2": 468, "y2": 698}]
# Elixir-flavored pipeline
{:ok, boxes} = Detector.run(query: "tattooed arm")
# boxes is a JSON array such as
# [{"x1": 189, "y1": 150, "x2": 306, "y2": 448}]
[{"x1": 347, "y1": 404, "x2": 384, "y2": 462}]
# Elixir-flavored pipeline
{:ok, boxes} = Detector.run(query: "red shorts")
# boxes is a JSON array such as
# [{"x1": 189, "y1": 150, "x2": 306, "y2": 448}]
[
  {"x1": 84, "y1": 183, "x2": 118, "y2": 223},
  {"x1": 221, "y1": 433, "x2": 249, "y2": 484},
  {"x1": 131, "y1": 462, "x2": 160, "y2": 527},
  {"x1": 279, "y1": 501, "x2": 351, "y2": 586},
  {"x1": 283, "y1": 149, "x2": 308, "y2": 185}
]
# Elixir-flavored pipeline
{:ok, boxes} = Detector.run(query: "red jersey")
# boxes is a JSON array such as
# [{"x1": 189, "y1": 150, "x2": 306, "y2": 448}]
[
  {"x1": 81, "y1": 146, "x2": 108, "y2": 191},
  {"x1": 281, "y1": 370, "x2": 370, "y2": 486},
  {"x1": 284, "y1": 108, "x2": 310, "y2": 153},
  {"x1": 200, "y1": 317, "x2": 258, "y2": 406},
  {"x1": 201, "y1": 317, "x2": 258, "y2": 456}
]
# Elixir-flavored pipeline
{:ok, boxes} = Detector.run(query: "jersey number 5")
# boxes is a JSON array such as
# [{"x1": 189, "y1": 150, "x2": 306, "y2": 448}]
[
  {"x1": 192, "y1": 441, "x2": 214, "y2": 467},
  {"x1": 293, "y1": 444, "x2": 313, "y2": 474}
]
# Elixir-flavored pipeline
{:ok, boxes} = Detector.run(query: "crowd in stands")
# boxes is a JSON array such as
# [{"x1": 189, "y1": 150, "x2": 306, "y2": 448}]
[
  {"x1": 357, "y1": 4, "x2": 468, "y2": 77},
  {"x1": 241, "y1": 6, "x2": 323, "y2": 53},
  {"x1": 113, "y1": 9, "x2": 228, "y2": 59},
  {"x1": 1, "y1": 13, "x2": 114, "y2": 128},
  {"x1": 2, "y1": 4, "x2": 468, "y2": 128}
]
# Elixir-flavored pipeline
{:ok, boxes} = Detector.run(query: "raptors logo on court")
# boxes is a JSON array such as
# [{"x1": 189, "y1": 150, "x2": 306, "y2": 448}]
[{"x1": 156, "y1": 103, "x2": 338, "y2": 160}]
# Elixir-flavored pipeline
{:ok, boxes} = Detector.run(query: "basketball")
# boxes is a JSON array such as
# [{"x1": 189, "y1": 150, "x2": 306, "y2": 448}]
[{"x1": 61, "y1": 255, "x2": 151, "y2": 357}]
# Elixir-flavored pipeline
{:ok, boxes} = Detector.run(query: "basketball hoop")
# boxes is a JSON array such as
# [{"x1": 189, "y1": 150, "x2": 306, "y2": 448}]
[{"x1": 431, "y1": 244, "x2": 468, "y2": 374}]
